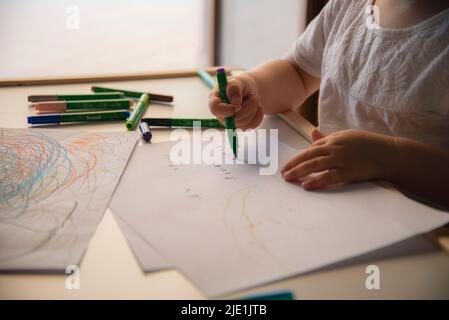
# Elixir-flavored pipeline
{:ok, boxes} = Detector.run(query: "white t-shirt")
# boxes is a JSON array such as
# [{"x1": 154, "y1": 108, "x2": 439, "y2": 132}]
[{"x1": 288, "y1": 0, "x2": 449, "y2": 148}]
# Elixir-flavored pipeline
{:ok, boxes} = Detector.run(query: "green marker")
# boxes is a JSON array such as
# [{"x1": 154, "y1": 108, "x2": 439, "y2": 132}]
[
  {"x1": 216, "y1": 68, "x2": 238, "y2": 157},
  {"x1": 126, "y1": 93, "x2": 150, "y2": 130},
  {"x1": 27, "y1": 110, "x2": 130, "y2": 125},
  {"x1": 33, "y1": 99, "x2": 133, "y2": 114},
  {"x1": 28, "y1": 92, "x2": 124, "y2": 102},
  {"x1": 197, "y1": 70, "x2": 215, "y2": 89},
  {"x1": 142, "y1": 118, "x2": 224, "y2": 128},
  {"x1": 91, "y1": 86, "x2": 173, "y2": 103}
]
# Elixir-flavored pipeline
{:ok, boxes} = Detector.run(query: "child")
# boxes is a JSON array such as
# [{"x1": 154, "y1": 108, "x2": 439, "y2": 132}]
[{"x1": 209, "y1": 0, "x2": 449, "y2": 207}]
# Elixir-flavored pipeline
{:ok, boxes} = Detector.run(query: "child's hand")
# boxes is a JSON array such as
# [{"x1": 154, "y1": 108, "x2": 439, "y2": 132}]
[
  {"x1": 209, "y1": 75, "x2": 264, "y2": 131},
  {"x1": 281, "y1": 129, "x2": 395, "y2": 190}
]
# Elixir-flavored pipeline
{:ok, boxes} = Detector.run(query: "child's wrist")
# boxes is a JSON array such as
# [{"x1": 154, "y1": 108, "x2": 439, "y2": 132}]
[{"x1": 380, "y1": 136, "x2": 403, "y2": 183}]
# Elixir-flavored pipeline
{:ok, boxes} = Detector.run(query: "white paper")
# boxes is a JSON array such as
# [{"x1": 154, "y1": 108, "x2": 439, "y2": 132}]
[
  {"x1": 0, "y1": 128, "x2": 138, "y2": 271},
  {"x1": 110, "y1": 136, "x2": 449, "y2": 296},
  {"x1": 113, "y1": 213, "x2": 173, "y2": 271}
]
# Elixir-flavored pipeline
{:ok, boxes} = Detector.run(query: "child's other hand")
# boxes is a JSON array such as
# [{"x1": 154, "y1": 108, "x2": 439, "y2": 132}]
[
  {"x1": 281, "y1": 129, "x2": 394, "y2": 190},
  {"x1": 209, "y1": 75, "x2": 264, "y2": 131}
]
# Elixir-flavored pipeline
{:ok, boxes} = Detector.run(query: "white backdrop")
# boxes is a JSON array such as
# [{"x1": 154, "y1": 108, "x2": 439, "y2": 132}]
[
  {"x1": 0, "y1": 0, "x2": 211, "y2": 78},
  {"x1": 220, "y1": 0, "x2": 307, "y2": 69}
]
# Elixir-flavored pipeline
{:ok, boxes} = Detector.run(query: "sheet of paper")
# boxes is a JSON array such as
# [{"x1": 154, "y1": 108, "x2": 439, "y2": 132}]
[
  {"x1": 113, "y1": 213, "x2": 173, "y2": 271},
  {"x1": 110, "y1": 136, "x2": 449, "y2": 296},
  {"x1": 0, "y1": 128, "x2": 138, "y2": 271}
]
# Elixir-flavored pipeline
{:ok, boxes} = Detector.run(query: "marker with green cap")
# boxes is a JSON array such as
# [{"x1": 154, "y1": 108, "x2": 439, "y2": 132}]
[
  {"x1": 91, "y1": 86, "x2": 173, "y2": 103},
  {"x1": 28, "y1": 92, "x2": 124, "y2": 103},
  {"x1": 216, "y1": 68, "x2": 238, "y2": 158},
  {"x1": 126, "y1": 93, "x2": 150, "y2": 130}
]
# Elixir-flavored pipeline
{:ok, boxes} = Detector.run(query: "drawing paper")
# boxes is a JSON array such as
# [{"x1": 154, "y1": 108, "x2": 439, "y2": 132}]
[
  {"x1": 0, "y1": 128, "x2": 138, "y2": 271},
  {"x1": 113, "y1": 213, "x2": 173, "y2": 271},
  {"x1": 110, "y1": 135, "x2": 449, "y2": 296}
]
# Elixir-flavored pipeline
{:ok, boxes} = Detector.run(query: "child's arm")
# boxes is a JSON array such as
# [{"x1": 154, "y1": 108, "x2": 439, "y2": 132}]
[
  {"x1": 209, "y1": 59, "x2": 320, "y2": 130},
  {"x1": 282, "y1": 129, "x2": 449, "y2": 208},
  {"x1": 385, "y1": 136, "x2": 449, "y2": 208}
]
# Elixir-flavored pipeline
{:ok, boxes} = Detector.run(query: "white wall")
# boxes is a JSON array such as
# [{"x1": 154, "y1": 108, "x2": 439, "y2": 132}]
[
  {"x1": 220, "y1": 0, "x2": 307, "y2": 69},
  {"x1": 0, "y1": 0, "x2": 210, "y2": 78}
]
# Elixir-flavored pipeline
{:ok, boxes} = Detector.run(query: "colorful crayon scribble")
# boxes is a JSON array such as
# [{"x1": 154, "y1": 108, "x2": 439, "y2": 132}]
[{"x1": 0, "y1": 129, "x2": 136, "y2": 267}]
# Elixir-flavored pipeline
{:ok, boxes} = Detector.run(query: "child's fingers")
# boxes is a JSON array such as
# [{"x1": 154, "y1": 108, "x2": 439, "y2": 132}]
[
  {"x1": 235, "y1": 94, "x2": 258, "y2": 118},
  {"x1": 240, "y1": 106, "x2": 264, "y2": 131},
  {"x1": 226, "y1": 78, "x2": 244, "y2": 105},
  {"x1": 235, "y1": 94, "x2": 258, "y2": 126},
  {"x1": 281, "y1": 146, "x2": 330, "y2": 174},
  {"x1": 209, "y1": 96, "x2": 242, "y2": 118},
  {"x1": 236, "y1": 111, "x2": 257, "y2": 129},
  {"x1": 283, "y1": 156, "x2": 337, "y2": 181},
  {"x1": 302, "y1": 169, "x2": 343, "y2": 190}
]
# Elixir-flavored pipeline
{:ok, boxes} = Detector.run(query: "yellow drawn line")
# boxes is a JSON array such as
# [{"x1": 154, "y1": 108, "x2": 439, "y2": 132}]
[
  {"x1": 239, "y1": 189, "x2": 293, "y2": 273},
  {"x1": 221, "y1": 186, "x2": 292, "y2": 273},
  {"x1": 221, "y1": 188, "x2": 247, "y2": 256}
]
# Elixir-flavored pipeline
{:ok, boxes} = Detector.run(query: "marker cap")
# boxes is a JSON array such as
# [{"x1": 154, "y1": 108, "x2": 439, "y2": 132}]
[
  {"x1": 34, "y1": 101, "x2": 67, "y2": 114},
  {"x1": 28, "y1": 114, "x2": 61, "y2": 125},
  {"x1": 139, "y1": 121, "x2": 152, "y2": 142}
]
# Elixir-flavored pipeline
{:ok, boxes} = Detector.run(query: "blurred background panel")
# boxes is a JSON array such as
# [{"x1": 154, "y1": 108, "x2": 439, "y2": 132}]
[
  {"x1": 0, "y1": 0, "x2": 308, "y2": 78},
  {"x1": 0, "y1": 0, "x2": 212, "y2": 78},
  {"x1": 218, "y1": 0, "x2": 307, "y2": 69}
]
